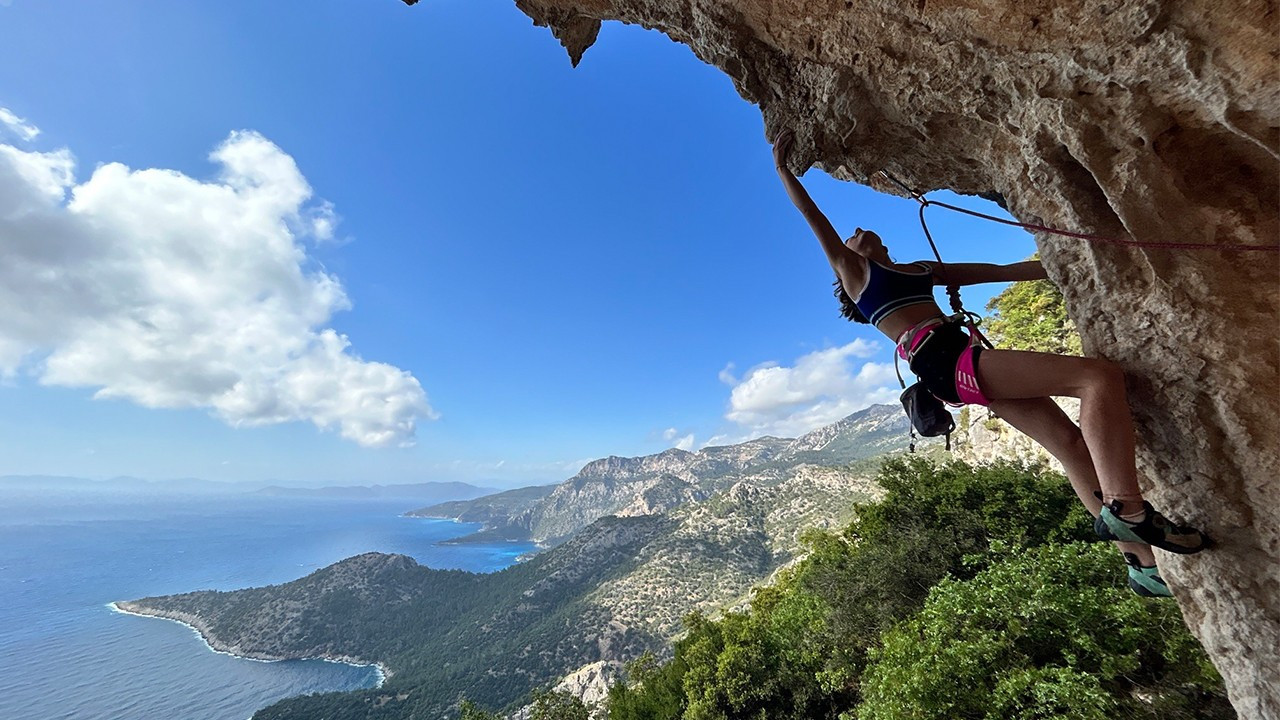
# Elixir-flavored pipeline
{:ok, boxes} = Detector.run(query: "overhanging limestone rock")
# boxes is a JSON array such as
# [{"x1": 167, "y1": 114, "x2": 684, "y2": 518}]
[{"x1": 404, "y1": 0, "x2": 1278, "y2": 714}]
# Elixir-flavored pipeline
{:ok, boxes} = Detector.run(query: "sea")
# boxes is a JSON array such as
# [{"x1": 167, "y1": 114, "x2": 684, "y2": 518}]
[{"x1": 0, "y1": 485, "x2": 536, "y2": 720}]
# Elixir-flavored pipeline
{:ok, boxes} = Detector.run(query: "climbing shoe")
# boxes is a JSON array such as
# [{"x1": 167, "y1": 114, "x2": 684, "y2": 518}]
[
  {"x1": 1093, "y1": 494, "x2": 1210, "y2": 555},
  {"x1": 1123, "y1": 552, "x2": 1172, "y2": 597}
]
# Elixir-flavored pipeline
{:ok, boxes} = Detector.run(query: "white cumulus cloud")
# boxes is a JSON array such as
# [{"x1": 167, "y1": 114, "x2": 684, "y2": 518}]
[
  {"x1": 0, "y1": 108, "x2": 39, "y2": 142},
  {"x1": 0, "y1": 126, "x2": 434, "y2": 447},
  {"x1": 662, "y1": 427, "x2": 695, "y2": 451},
  {"x1": 723, "y1": 340, "x2": 899, "y2": 438}
]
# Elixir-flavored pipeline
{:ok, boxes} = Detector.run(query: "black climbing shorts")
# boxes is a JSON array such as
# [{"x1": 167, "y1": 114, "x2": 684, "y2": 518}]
[{"x1": 908, "y1": 322, "x2": 984, "y2": 406}]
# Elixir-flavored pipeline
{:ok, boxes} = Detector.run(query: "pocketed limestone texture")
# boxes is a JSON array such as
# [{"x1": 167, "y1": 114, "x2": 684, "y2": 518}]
[{"x1": 405, "y1": 0, "x2": 1278, "y2": 714}]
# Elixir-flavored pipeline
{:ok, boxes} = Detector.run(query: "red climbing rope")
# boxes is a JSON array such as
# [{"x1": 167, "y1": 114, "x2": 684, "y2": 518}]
[{"x1": 878, "y1": 172, "x2": 1280, "y2": 254}]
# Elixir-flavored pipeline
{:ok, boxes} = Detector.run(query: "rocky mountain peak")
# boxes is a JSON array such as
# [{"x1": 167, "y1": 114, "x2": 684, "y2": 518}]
[
  {"x1": 574, "y1": 448, "x2": 696, "y2": 481},
  {"x1": 519, "y1": 404, "x2": 914, "y2": 544}
]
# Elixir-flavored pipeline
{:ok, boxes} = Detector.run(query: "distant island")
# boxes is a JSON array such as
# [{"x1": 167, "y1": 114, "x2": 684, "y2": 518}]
[
  {"x1": 0, "y1": 475, "x2": 265, "y2": 494},
  {"x1": 255, "y1": 481, "x2": 498, "y2": 502},
  {"x1": 0, "y1": 475, "x2": 499, "y2": 503}
]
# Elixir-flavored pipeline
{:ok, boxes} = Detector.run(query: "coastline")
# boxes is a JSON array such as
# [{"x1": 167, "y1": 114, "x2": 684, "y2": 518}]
[
  {"x1": 108, "y1": 601, "x2": 391, "y2": 687},
  {"x1": 409, "y1": 512, "x2": 542, "y2": 551},
  {"x1": 400, "y1": 510, "x2": 465, "y2": 521}
]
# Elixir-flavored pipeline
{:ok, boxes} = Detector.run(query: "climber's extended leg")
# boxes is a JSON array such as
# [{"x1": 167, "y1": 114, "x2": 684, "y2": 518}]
[
  {"x1": 976, "y1": 349, "x2": 1208, "y2": 554},
  {"x1": 987, "y1": 397, "x2": 1158, "y2": 569},
  {"x1": 984, "y1": 398, "x2": 1098, "y2": 506}
]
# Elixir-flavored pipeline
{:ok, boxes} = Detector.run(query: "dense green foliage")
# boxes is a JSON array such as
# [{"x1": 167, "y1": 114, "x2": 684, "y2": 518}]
[
  {"x1": 604, "y1": 458, "x2": 1230, "y2": 720},
  {"x1": 984, "y1": 273, "x2": 1083, "y2": 354},
  {"x1": 458, "y1": 700, "x2": 501, "y2": 720},
  {"x1": 860, "y1": 542, "x2": 1233, "y2": 720},
  {"x1": 607, "y1": 653, "x2": 688, "y2": 720}
]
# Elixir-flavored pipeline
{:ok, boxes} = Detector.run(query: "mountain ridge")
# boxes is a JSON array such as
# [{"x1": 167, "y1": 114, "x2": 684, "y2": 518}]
[{"x1": 410, "y1": 403, "x2": 923, "y2": 545}]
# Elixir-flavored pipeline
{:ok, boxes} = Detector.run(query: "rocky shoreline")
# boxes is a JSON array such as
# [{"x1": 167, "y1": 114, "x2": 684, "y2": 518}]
[{"x1": 109, "y1": 601, "x2": 392, "y2": 684}]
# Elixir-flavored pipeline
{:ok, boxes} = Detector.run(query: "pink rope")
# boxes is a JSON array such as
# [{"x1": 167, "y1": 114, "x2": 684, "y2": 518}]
[
  {"x1": 880, "y1": 172, "x2": 1280, "y2": 254},
  {"x1": 926, "y1": 199, "x2": 1279, "y2": 253}
]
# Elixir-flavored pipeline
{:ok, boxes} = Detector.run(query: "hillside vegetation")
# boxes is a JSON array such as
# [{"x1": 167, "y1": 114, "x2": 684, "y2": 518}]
[
  {"x1": 123, "y1": 515, "x2": 675, "y2": 719},
  {"x1": 599, "y1": 460, "x2": 1232, "y2": 720}
]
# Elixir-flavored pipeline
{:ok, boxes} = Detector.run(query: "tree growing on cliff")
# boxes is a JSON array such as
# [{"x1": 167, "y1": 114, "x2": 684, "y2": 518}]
[
  {"x1": 459, "y1": 700, "x2": 501, "y2": 720},
  {"x1": 607, "y1": 652, "x2": 687, "y2": 720},
  {"x1": 983, "y1": 265, "x2": 1083, "y2": 355}
]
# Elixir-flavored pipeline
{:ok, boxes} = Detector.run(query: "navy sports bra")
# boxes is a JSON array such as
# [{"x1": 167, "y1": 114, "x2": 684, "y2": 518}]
[{"x1": 853, "y1": 260, "x2": 936, "y2": 326}]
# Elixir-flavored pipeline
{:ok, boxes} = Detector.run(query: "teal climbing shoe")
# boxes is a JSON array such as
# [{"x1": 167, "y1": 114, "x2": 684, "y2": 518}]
[
  {"x1": 1123, "y1": 552, "x2": 1172, "y2": 598},
  {"x1": 1093, "y1": 496, "x2": 1210, "y2": 555}
]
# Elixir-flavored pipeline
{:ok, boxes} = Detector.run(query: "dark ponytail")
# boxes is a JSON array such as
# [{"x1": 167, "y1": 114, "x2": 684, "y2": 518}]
[{"x1": 833, "y1": 277, "x2": 870, "y2": 324}]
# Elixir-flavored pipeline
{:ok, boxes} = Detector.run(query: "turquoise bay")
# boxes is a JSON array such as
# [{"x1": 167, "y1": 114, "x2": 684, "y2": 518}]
[{"x1": 0, "y1": 487, "x2": 534, "y2": 720}]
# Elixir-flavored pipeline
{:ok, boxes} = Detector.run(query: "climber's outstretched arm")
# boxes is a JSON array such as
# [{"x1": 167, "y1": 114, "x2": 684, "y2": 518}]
[
  {"x1": 920, "y1": 260, "x2": 1048, "y2": 286},
  {"x1": 772, "y1": 130, "x2": 859, "y2": 276}
]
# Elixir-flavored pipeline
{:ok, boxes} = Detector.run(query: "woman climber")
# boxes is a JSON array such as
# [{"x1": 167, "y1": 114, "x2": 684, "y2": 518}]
[{"x1": 770, "y1": 129, "x2": 1208, "y2": 597}]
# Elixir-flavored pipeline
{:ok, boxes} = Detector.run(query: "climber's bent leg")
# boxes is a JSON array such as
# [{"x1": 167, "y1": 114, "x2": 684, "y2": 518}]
[
  {"x1": 979, "y1": 351, "x2": 1209, "y2": 555},
  {"x1": 986, "y1": 397, "x2": 1100, "y2": 507},
  {"x1": 976, "y1": 350, "x2": 1141, "y2": 507}
]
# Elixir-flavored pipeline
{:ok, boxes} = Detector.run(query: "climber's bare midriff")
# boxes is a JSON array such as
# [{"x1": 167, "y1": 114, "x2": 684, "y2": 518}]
[{"x1": 875, "y1": 302, "x2": 947, "y2": 345}]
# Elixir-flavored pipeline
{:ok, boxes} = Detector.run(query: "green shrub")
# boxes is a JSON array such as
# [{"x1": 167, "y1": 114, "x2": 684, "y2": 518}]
[
  {"x1": 607, "y1": 653, "x2": 687, "y2": 720},
  {"x1": 858, "y1": 543, "x2": 1231, "y2": 720},
  {"x1": 459, "y1": 699, "x2": 502, "y2": 720}
]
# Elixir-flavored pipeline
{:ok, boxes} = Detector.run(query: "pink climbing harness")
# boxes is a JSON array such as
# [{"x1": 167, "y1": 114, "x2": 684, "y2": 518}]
[{"x1": 896, "y1": 316, "x2": 993, "y2": 407}]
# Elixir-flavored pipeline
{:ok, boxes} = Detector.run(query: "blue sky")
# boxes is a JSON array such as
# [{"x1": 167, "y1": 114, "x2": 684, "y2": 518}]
[{"x1": 0, "y1": 0, "x2": 1035, "y2": 487}]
